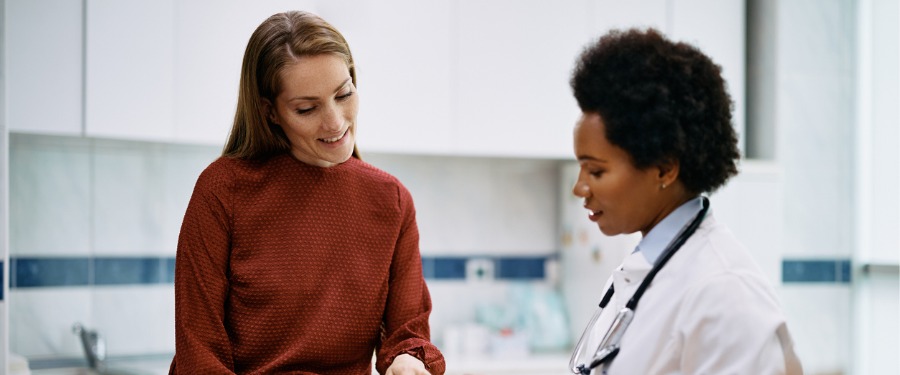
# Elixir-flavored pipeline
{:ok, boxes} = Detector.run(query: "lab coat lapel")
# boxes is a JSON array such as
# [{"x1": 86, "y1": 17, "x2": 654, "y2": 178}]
[{"x1": 611, "y1": 251, "x2": 653, "y2": 311}]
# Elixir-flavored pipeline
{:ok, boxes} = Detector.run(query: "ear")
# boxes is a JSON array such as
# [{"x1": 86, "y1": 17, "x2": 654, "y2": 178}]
[
  {"x1": 656, "y1": 158, "x2": 680, "y2": 188},
  {"x1": 260, "y1": 98, "x2": 279, "y2": 125}
]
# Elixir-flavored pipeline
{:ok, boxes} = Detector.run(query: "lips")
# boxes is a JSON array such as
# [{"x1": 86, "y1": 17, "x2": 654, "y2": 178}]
[
  {"x1": 584, "y1": 205, "x2": 602, "y2": 221},
  {"x1": 319, "y1": 129, "x2": 347, "y2": 144}
]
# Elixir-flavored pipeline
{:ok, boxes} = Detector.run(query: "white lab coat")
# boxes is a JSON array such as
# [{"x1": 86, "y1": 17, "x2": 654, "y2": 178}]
[{"x1": 586, "y1": 212, "x2": 803, "y2": 375}]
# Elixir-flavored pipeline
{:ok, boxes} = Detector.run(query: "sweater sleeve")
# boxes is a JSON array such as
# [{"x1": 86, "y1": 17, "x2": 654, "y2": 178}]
[
  {"x1": 170, "y1": 162, "x2": 237, "y2": 374},
  {"x1": 375, "y1": 186, "x2": 446, "y2": 375}
]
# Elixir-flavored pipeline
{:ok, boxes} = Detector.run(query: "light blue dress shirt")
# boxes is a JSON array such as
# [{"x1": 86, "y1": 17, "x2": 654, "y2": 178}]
[{"x1": 635, "y1": 196, "x2": 705, "y2": 265}]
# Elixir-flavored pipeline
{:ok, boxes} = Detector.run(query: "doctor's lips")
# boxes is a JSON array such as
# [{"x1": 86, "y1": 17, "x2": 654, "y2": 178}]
[{"x1": 584, "y1": 205, "x2": 602, "y2": 221}]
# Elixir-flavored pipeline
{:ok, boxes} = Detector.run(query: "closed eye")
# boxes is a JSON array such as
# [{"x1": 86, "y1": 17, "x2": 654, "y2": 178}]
[{"x1": 337, "y1": 91, "x2": 354, "y2": 101}]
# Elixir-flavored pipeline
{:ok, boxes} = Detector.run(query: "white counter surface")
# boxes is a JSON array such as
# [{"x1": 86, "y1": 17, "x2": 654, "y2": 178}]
[
  {"x1": 28, "y1": 352, "x2": 573, "y2": 375},
  {"x1": 444, "y1": 352, "x2": 572, "y2": 375}
]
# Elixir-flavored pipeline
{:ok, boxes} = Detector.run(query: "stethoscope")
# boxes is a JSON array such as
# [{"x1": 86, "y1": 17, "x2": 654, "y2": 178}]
[{"x1": 569, "y1": 196, "x2": 710, "y2": 375}]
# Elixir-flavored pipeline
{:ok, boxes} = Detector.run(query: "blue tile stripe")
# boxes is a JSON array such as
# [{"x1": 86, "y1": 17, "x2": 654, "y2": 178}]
[
  {"x1": 421, "y1": 255, "x2": 548, "y2": 280},
  {"x1": 94, "y1": 257, "x2": 167, "y2": 285},
  {"x1": 11, "y1": 257, "x2": 175, "y2": 288},
  {"x1": 782, "y1": 259, "x2": 852, "y2": 283},
  {"x1": 165, "y1": 257, "x2": 176, "y2": 283},
  {"x1": 10, "y1": 255, "x2": 552, "y2": 288},
  {"x1": 14, "y1": 257, "x2": 90, "y2": 287},
  {"x1": 496, "y1": 257, "x2": 547, "y2": 279},
  {"x1": 12, "y1": 257, "x2": 856, "y2": 286},
  {"x1": 426, "y1": 256, "x2": 468, "y2": 279}
]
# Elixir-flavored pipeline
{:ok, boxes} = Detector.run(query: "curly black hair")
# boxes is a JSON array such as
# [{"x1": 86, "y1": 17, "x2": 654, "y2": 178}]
[{"x1": 570, "y1": 28, "x2": 740, "y2": 194}]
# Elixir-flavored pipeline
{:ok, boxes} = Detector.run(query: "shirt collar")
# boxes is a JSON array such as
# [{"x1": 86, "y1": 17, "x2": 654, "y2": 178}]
[{"x1": 636, "y1": 196, "x2": 704, "y2": 265}]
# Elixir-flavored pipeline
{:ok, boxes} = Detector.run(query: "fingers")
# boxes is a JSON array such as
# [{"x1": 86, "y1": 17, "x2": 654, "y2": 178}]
[
  {"x1": 386, "y1": 368, "x2": 430, "y2": 375},
  {"x1": 386, "y1": 353, "x2": 431, "y2": 375}
]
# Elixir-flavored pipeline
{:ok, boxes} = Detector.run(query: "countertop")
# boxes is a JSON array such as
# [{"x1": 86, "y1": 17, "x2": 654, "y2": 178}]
[{"x1": 28, "y1": 352, "x2": 574, "y2": 375}]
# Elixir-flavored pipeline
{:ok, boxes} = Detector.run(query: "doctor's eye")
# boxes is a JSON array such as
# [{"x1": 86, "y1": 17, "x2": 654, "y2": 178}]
[{"x1": 589, "y1": 170, "x2": 604, "y2": 178}]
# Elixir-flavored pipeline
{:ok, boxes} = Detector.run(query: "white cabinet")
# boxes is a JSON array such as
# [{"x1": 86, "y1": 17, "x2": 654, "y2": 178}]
[
  {"x1": 326, "y1": 0, "x2": 743, "y2": 159},
  {"x1": 84, "y1": 0, "x2": 176, "y2": 141},
  {"x1": 318, "y1": 0, "x2": 454, "y2": 155},
  {"x1": 325, "y1": 0, "x2": 591, "y2": 158},
  {"x1": 173, "y1": 0, "x2": 315, "y2": 146},
  {"x1": 6, "y1": 0, "x2": 83, "y2": 135},
  {"x1": 454, "y1": 0, "x2": 590, "y2": 158},
  {"x1": 11, "y1": 1, "x2": 744, "y2": 159},
  {"x1": 84, "y1": 0, "x2": 314, "y2": 145},
  {"x1": 590, "y1": 0, "x2": 668, "y2": 35}
]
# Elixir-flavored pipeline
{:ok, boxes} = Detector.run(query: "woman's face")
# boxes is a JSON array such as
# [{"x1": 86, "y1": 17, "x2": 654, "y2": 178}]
[
  {"x1": 266, "y1": 54, "x2": 358, "y2": 167},
  {"x1": 572, "y1": 112, "x2": 670, "y2": 237}
]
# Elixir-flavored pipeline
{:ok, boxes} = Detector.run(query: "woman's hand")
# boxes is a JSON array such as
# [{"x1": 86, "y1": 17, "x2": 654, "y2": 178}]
[{"x1": 385, "y1": 353, "x2": 430, "y2": 375}]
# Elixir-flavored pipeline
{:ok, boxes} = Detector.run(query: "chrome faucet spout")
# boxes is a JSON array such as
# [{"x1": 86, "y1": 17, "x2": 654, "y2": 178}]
[{"x1": 72, "y1": 323, "x2": 106, "y2": 370}]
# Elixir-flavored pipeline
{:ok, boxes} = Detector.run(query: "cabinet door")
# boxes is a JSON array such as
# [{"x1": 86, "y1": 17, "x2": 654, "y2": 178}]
[
  {"x1": 455, "y1": 0, "x2": 591, "y2": 158},
  {"x1": 318, "y1": 0, "x2": 454, "y2": 155},
  {"x1": 6, "y1": 0, "x2": 83, "y2": 135},
  {"x1": 173, "y1": 0, "x2": 315, "y2": 146},
  {"x1": 670, "y1": 0, "x2": 746, "y2": 150},
  {"x1": 590, "y1": 0, "x2": 668, "y2": 36},
  {"x1": 85, "y1": 0, "x2": 175, "y2": 141}
]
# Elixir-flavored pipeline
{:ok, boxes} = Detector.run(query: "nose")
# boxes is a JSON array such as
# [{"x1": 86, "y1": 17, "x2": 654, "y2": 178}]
[
  {"x1": 321, "y1": 103, "x2": 343, "y2": 131},
  {"x1": 573, "y1": 179, "x2": 590, "y2": 198}
]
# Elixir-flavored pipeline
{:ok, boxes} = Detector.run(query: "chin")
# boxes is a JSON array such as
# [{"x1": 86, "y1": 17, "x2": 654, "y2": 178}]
[
  {"x1": 597, "y1": 224, "x2": 622, "y2": 237},
  {"x1": 330, "y1": 148, "x2": 354, "y2": 164}
]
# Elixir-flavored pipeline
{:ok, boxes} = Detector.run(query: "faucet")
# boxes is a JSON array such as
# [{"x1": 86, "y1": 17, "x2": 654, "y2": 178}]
[{"x1": 72, "y1": 323, "x2": 106, "y2": 370}]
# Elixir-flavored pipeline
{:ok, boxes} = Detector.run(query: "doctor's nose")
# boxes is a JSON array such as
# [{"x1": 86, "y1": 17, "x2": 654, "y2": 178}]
[{"x1": 573, "y1": 180, "x2": 590, "y2": 198}]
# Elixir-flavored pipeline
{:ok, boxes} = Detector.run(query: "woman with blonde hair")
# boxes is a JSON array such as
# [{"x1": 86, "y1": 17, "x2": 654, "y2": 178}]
[{"x1": 171, "y1": 11, "x2": 444, "y2": 375}]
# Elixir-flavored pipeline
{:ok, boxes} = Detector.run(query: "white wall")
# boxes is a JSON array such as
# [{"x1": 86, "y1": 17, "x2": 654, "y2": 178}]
[
  {"x1": 2, "y1": 0, "x2": 10, "y2": 369},
  {"x1": 853, "y1": 0, "x2": 900, "y2": 374}
]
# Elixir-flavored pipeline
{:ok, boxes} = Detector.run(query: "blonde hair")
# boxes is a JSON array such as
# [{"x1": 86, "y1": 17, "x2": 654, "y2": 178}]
[{"x1": 223, "y1": 11, "x2": 360, "y2": 160}]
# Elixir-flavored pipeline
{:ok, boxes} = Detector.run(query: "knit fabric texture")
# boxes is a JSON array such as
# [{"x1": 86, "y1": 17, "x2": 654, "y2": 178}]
[{"x1": 170, "y1": 154, "x2": 445, "y2": 374}]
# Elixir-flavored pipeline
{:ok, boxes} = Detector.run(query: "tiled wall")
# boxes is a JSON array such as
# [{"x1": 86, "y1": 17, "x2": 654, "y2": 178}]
[
  {"x1": 8, "y1": 134, "x2": 562, "y2": 361},
  {"x1": 8, "y1": 134, "x2": 209, "y2": 359}
]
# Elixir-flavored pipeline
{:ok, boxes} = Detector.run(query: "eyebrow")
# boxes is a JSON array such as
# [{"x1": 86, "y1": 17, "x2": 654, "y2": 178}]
[
  {"x1": 577, "y1": 155, "x2": 607, "y2": 163},
  {"x1": 287, "y1": 77, "x2": 352, "y2": 102}
]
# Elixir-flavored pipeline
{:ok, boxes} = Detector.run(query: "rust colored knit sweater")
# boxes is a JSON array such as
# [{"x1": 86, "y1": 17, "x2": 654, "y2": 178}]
[{"x1": 170, "y1": 154, "x2": 445, "y2": 375}]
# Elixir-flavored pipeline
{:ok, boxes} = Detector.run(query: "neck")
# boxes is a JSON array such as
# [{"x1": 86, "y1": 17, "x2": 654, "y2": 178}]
[{"x1": 641, "y1": 185, "x2": 699, "y2": 237}]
